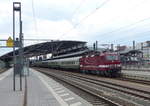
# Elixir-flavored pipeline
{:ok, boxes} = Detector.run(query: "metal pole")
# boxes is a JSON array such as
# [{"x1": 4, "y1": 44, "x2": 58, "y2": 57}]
[
  {"x1": 19, "y1": 3, "x2": 22, "y2": 91},
  {"x1": 133, "y1": 40, "x2": 135, "y2": 50},
  {"x1": 96, "y1": 41, "x2": 98, "y2": 50},
  {"x1": 13, "y1": 2, "x2": 22, "y2": 91},
  {"x1": 27, "y1": 59, "x2": 29, "y2": 76},
  {"x1": 93, "y1": 43, "x2": 95, "y2": 51},
  {"x1": 13, "y1": 2, "x2": 16, "y2": 91},
  {"x1": 141, "y1": 43, "x2": 143, "y2": 58}
]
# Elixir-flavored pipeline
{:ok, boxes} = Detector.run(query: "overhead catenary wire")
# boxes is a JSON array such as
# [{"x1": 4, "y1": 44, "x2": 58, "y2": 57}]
[
  {"x1": 104, "y1": 30, "x2": 150, "y2": 47},
  {"x1": 115, "y1": 30, "x2": 150, "y2": 44},
  {"x1": 71, "y1": 0, "x2": 86, "y2": 18},
  {"x1": 99, "y1": 17, "x2": 150, "y2": 37},
  {"x1": 31, "y1": 0, "x2": 38, "y2": 34},
  {"x1": 62, "y1": 0, "x2": 145, "y2": 37},
  {"x1": 62, "y1": 0, "x2": 111, "y2": 37},
  {"x1": 96, "y1": 1, "x2": 150, "y2": 44},
  {"x1": 62, "y1": 0, "x2": 150, "y2": 45},
  {"x1": 23, "y1": 39, "x2": 56, "y2": 41},
  {"x1": 26, "y1": 0, "x2": 150, "y2": 48},
  {"x1": 29, "y1": 0, "x2": 148, "y2": 46},
  {"x1": 103, "y1": 18, "x2": 150, "y2": 45},
  {"x1": 99, "y1": 19, "x2": 150, "y2": 43}
]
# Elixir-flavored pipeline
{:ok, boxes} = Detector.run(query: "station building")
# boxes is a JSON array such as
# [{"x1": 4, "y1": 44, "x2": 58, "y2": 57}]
[{"x1": 136, "y1": 41, "x2": 150, "y2": 60}]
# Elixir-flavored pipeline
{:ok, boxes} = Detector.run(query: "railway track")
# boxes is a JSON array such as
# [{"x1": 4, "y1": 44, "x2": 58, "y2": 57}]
[
  {"x1": 0, "y1": 68, "x2": 8, "y2": 74},
  {"x1": 51, "y1": 70, "x2": 150, "y2": 100},
  {"x1": 65, "y1": 73, "x2": 150, "y2": 100},
  {"x1": 117, "y1": 77, "x2": 150, "y2": 85},
  {"x1": 35, "y1": 68, "x2": 121, "y2": 106},
  {"x1": 35, "y1": 68, "x2": 150, "y2": 106}
]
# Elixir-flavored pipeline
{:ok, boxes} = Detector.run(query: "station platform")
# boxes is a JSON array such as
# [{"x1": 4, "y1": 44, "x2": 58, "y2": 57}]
[
  {"x1": 122, "y1": 69, "x2": 150, "y2": 81},
  {"x1": 0, "y1": 68, "x2": 24, "y2": 106},
  {"x1": 0, "y1": 68, "x2": 92, "y2": 106}
]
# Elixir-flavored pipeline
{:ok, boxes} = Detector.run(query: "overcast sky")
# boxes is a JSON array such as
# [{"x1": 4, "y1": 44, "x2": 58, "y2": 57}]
[{"x1": 1, "y1": 0, "x2": 150, "y2": 56}]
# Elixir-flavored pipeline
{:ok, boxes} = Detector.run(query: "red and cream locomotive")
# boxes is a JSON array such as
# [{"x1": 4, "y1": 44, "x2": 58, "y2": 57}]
[{"x1": 80, "y1": 52, "x2": 121, "y2": 77}]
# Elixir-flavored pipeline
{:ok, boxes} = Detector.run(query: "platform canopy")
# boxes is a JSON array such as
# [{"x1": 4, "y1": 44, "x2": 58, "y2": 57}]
[
  {"x1": 0, "y1": 40, "x2": 86, "y2": 62},
  {"x1": 120, "y1": 49, "x2": 143, "y2": 56}
]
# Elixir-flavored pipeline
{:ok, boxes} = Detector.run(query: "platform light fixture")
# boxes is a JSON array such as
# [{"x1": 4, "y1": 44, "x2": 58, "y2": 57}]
[{"x1": 13, "y1": 2, "x2": 21, "y2": 11}]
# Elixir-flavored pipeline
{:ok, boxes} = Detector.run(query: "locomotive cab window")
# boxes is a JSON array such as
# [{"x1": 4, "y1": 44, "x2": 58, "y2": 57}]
[{"x1": 106, "y1": 55, "x2": 118, "y2": 60}]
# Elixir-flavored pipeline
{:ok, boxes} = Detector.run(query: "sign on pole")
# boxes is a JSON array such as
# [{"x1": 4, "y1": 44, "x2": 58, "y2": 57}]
[{"x1": 6, "y1": 37, "x2": 13, "y2": 47}]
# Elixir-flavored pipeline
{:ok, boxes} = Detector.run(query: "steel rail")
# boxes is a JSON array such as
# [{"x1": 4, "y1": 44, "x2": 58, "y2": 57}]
[{"x1": 118, "y1": 77, "x2": 150, "y2": 85}]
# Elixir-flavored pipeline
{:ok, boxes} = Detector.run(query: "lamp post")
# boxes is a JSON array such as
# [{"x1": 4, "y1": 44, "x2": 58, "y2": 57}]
[{"x1": 13, "y1": 2, "x2": 23, "y2": 91}]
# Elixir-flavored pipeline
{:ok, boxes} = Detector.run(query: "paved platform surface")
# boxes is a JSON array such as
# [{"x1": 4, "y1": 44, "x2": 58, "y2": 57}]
[
  {"x1": 0, "y1": 68, "x2": 92, "y2": 106},
  {"x1": 31, "y1": 69, "x2": 92, "y2": 106},
  {"x1": 122, "y1": 70, "x2": 150, "y2": 80},
  {"x1": 0, "y1": 68, "x2": 24, "y2": 106}
]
